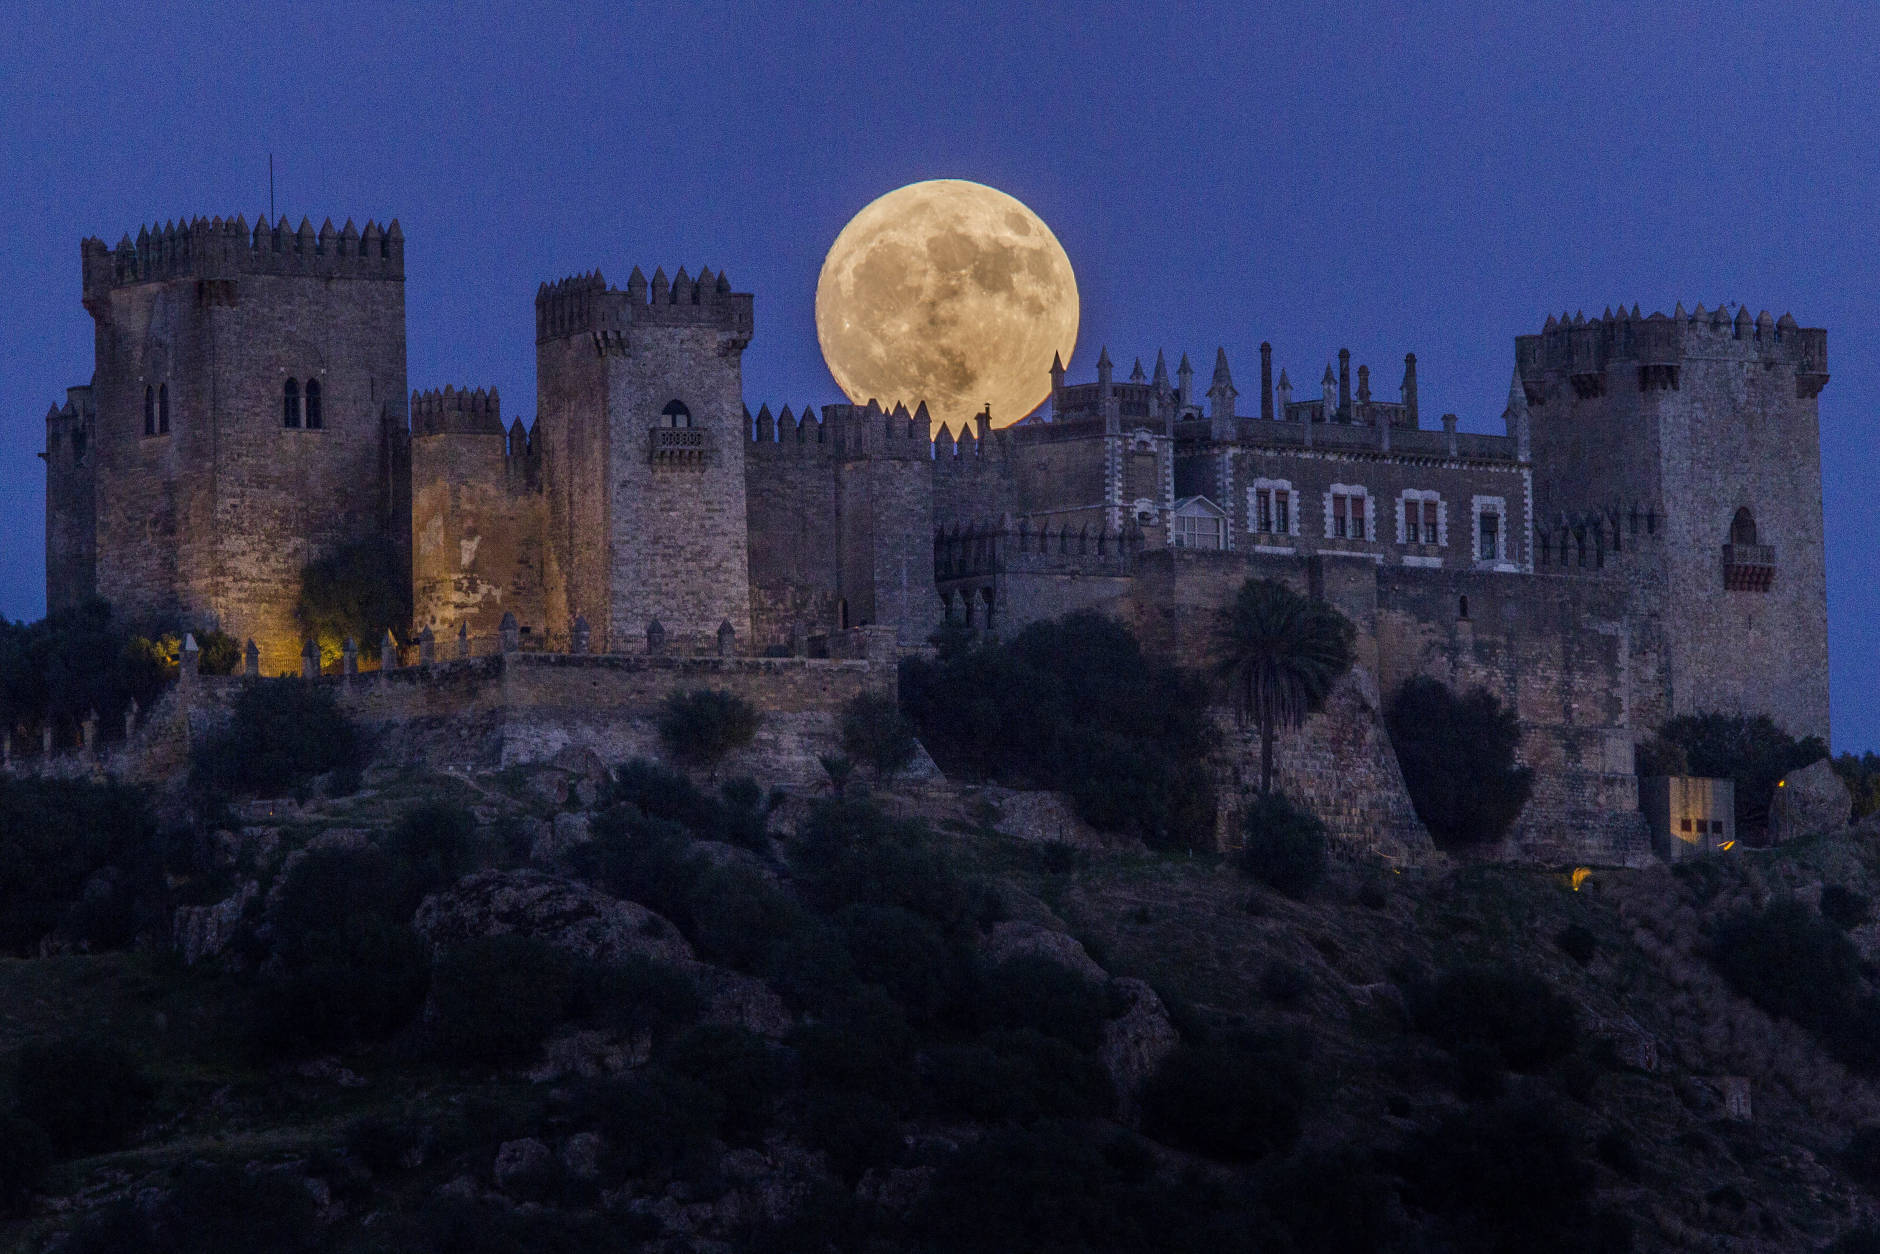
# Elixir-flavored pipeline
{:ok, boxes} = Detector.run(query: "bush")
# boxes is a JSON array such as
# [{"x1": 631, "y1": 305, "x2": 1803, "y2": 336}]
[
  {"x1": 1238, "y1": 792, "x2": 1327, "y2": 899},
  {"x1": 788, "y1": 1088, "x2": 900, "y2": 1182},
  {"x1": 1399, "y1": 1102, "x2": 1616, "y2": 1253},
  {"x1": 1634, "y1": 734, "x2": 1689, "y2": 777},
  {"x1": 575, "y1": 806, "x2": 705, "y2": 926},
  {"x1": 900, "y1": 611, "x2": 1219, "y2": 849},
  {"x1": 841, "y1": 690, "x2": 918, "y2": 782},
  {"x1": 0, "y1": 1115, "x2": 50, "y2": 1217},
  {"x1": 190, "y1": 678, "x2": 364, "y2": 800},
  {"x1": 1710, "y1": 897, "x2": 1862, "y2": 1029},
  {"x1": 1262, "y1": 1149, "x2": 1401, "y2": 1254},
  {"x1": 976, "y1": 955, "x2": 1113, "y2": 1051},
  {"x1": 790, "y1": 988, "x2": 915, "y2": 1100},
  {"x1": 837, "y1": 903, "x2": 961, "y2": 1021},
  {"x1": 657, "y1": 688, "x2": 760, "y2": 778},
  {"x1": 589, "y1": 1068, "x2": 724, "y2": 1180},
  {"x1": 1596, "y1": 1126, "x2": 1644, "y2": 1181},
  {"x1": 13, "y1": 1037, "x2": 154, "y2": 1157},
  {"x1": 295, "y1": 535, "x2": 409, "y2": 671},
  {"x1": 1140, "y1": 1044, "x2": 1300, "y2": 1162},
  {"x1": 0, "y1": 777, "x2": 163, "y2": 954},
  {"x1": 789, "y1": 799, "x2": 974, "y2": 933},
  {"x1": 252, "y1": 912, "x2": 431, "y2": 1053},
  {"x1": 1413, "y1": 965, "x2": 1579, "y2": 1071},
  {"x1": 686, "y1": 865, "x2": 813, "y2": 972},
  {"x1": 924, "y1": 1029, "x2": 1115, "y2": 1123},
  {"x1": 383, "y1": 802, "x2": 483, "y2": 911},
  {"x1": 429, "y1": 934, "x2": 574, "y2": 1066},
  {"x1": 1259, "y1": 959, "x2": 1312, "y2": 1005},
  {"x1": 659, "y1": 1024, "x2": 786, "y2": 1144},
  {"x1": 0, "y1": 599, "x2": 195, "y2": 745},
  {"x1": 566, "y1": 955, "x2": 699, "y2": 1043},
  {"x1": 1386, "y1": 677, "x2": 1534, "y2": 848},
  {"x1": 1656, "y1": 712, "x2": 1828, "y2": 836},
  {"x1": 1557, "y1": 923, "x2": 1598, "y2": 966},
  {"x1": 59, "y1": 1161, "x2": 321, "y2": 1254},
  {"x1": 1824, "y1": 884, "x2": 1874, "y2": 930}
]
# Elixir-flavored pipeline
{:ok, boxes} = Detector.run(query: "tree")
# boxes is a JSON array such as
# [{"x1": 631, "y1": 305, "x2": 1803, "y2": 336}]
[
  {"x1": 295, "y1": 536, "x2": 409, "y2": 671},
  {"x1": 840, "y1": 690, "x2": 917, "y2": 783},
  {"x1": 657, "y1": 688, "x2": 760, "y2": 780},
  {"x1": 1656, "y1": 712, "x2": 1827, "y2": 836},
  {"x1": 1239, "y1": 791, "x2": 1327, "y2": 898},
  {"x1": 1216, "y1": 579, "x2": 1356, "y2": 795},
  {"x1": 1386, "y1": 677, "x2": 1533, "y2": 849}
]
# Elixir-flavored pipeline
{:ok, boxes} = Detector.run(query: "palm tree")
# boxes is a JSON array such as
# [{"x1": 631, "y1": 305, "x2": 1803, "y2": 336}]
[{"x1": 1217, "y1": 578, "x2": 1357, "y2": 795}]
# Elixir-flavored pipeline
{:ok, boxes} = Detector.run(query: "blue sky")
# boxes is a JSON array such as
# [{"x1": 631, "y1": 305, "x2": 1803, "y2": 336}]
[{"x1": 1, "y1": 1, "x2": 1874, "y2": 748}]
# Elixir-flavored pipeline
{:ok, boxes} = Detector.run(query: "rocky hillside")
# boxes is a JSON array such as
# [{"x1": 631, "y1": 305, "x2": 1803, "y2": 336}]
[{"x1": 4, "y1": 752, "x2": 1880, "y2": 1252}]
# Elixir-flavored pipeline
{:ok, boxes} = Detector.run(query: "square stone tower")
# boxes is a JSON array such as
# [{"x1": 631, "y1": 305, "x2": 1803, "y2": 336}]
[
  {"x1": 1518, "y1": 305, "x2": 1830, "y2": 742},
  {"x1": 535, "y1": 267, "x2": 753, "y2": 653},
  {"x1": 69, "y1": 216, "x2": 409, "y2": 672}
]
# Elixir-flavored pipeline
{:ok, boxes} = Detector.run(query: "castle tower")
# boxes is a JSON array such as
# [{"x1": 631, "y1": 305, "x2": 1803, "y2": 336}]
[
  {"x1": 1517, "y1": 305, "x2": 1830, "y2": 741},
  {"x1": 535, "y1": 266, "x2": 753, "y2": 652},
  {"x1": 43, "y1": 386, "x2": 96, "y2": 613},
  {"x1": 70, "y1": 215, "x2": 409, "y2": 670}
]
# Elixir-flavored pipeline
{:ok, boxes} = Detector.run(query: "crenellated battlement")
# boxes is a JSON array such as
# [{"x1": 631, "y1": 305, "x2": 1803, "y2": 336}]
[
  {"x1": 745, "y1": 398, "x2": 931, "y2": 460},
  {"x1": 1516, "y1": 304, "x2": 1828, "y2": 402},
  {"x1": 81, "y1": 215, "x2": 404, "y2": 302},
  {"x1": 534, "y1": 265, "x2": 752, "y2": 345},
  {"x1": 1532, "y1": 501, "x2": 1670, "y2": 576},
  {"x1": 412, "y1": 385, "x2": 503, "y2": 437}
]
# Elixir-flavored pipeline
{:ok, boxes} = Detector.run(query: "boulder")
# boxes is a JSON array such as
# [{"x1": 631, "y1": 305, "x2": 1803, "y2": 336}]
[
  {"x1": 529, "y1": 812, "x2": 593, "y2": 869},
  {"x1": 1098, "y1": 978, "x2": 1180, "y2": 1119},
  {"x1": 990, "y1": 789, "x2": 1105, "y2": 849},
  {"x1": 1771, "y1": 759, "x2": 1852, "y2": 842},
  {"x1": 413, "y1": 869, "x2": 694, "y2": 966},
  {"x1": 173, "y1": 879, "x2": 259, "y2": 965},
  {"x1": 492, "y1": 1138, "x2": 552, "y2": 1193},
  {"x1": 561, "y1": 1132, "x2": 603, "y2": 1182},
  {"x1": 982, "y1": 921, "x2": 1108, "y2": 984},
  {"x1": 699, "y1": 968, "x2": 794, "y2": 1038}
]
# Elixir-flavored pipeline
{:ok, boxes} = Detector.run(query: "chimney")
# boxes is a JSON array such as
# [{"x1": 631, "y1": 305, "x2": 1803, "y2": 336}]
[
  {"x1": 1259, "y1": 341, "x2": 1274, "y2": 421},
  {"x1": 1401, "y1": 353, "x2": 1419, "y2": 427},
  {"x1": 1337, "y1": 348, "x2": 1351, "y2": 420}
]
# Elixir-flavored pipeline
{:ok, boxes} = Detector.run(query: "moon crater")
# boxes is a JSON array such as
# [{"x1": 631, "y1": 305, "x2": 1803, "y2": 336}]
[{"x1": 815, "y1": 180, "x2": 1078, "y2": 435}]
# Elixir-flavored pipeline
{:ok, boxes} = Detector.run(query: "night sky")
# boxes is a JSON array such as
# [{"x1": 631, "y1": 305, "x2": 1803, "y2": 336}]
[{"x1": 1, "y1": 2, "x2": 1874, "y2": 749}]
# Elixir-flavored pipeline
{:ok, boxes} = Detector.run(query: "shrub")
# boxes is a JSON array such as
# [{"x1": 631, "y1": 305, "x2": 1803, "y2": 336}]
[
  {"x1": 295, "y1": 535, "x2": 409, "y2": 671},
  {"x1": 13, "y1": 1038, "x2": 154, "y2": 1157},
  {"x1": 0, "y1": 1115, "x2": 50, "y2": 1217},
  {"x1": 1824, "y1": 884, "x2": 1873, "y2": 931},
  {"x1": 589, "y1": 1068, "x2": 723, "y2": 1180},
  {"x1": 687, "y1": 865, "x2": 813, "y2": 972},
  {"x1": 575, "y1": 806, "x2": 704, "y2": 926},
  {"x1": 1386, "y1": 677, "x2": 1534, "y2": 848},
  {"x1": 657, "y1": 688, "x2": 759, "y2": 778},
  {"x1": 1557, "y1": 923, "x2": 1598, "y2": 966},
  {"x1": 790, "y1": 988, "x2": 915, "y2": 1100},
  {"x1": 658, "y1": 1024, "x2": 786, "y2": 1144},
  {"x1": 384, "y1": 802, "x2": 483, "y2": 911},
  {"x1": 1262, "y1": 1149, "x2": 1400, "y2": 1254},
  {"x1": 566, "y1": 955, "x2": 699, "y2": 1043},
  {"x1": 1656, "y1": 712, "x2": 1828, "y2": 836},
  {"x1": 190, "y1": 678, "x2": 363, "y2": 800},
  {"x1": 59, "y1": 1161, "x2": 321, "y2": 1254},
  {"x1": 1139, "y1": 1044, "x2": 1300, "y2": 1162},
  {"x1": 346, "y1": 1114, "x2": 423, "y2": 1178},
  {"x1": 976, "y1": 955, "x2": 1113, "y2": 1051},
  {"x1": 1832, "y1": 1228, "x2": 1880, "y2": 1254},
  {"x1": 841, "y1": 690, "x2": 917, "y2": 782},
  {"x1": 1238, "y1": 792, "x2": 1327, "y2": 899},
  {"x1": 788, "y1": 1088, "x2": 900, "y2": 1182},
  {"x1": 252, "y1": 912, "x2": 431, "y2": 1052},
  {"x1": 1413, "y1": 965, "x2": 1579, "y2": 1072},
  {"x1": 925, "y1": 1029, "x2": 1115, "y2": 1123},
  {"x1": 1709, "y1": 897, "x2": 1862, "y2": 1028},
  {"x1": 1634, "y1": 735, "x2": 1689, "y2": 777},
  {"x1": 0, "y1": 599, "x2": 195, "y2": 744},
  {"x1": 429, "y1": 934, "x2": 574, "y2": 1066},
  {"x1": 1400, "y1": 1102, "x2": 1609, "y2": 1252},
  {"x1": 900, "y1": 611, "x2": 1219, "y2": 849},
  {"x1": 1596, "y1": 1126, "x2": 1644, "y2": 1181},
  {"x1": 837, "y1": 903, "x2": 960, "y2": 1021},
  {"x1": 0, "y1": 777, "x2": 162, "y2": 954},
  {"x1": 789, "y1": 799, "x2": 973, "y2": 932}
]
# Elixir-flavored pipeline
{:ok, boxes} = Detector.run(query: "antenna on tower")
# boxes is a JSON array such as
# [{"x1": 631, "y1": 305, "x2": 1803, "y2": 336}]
[{"x1": 268, "y1": 154, "x2": 274, "y2": 222}]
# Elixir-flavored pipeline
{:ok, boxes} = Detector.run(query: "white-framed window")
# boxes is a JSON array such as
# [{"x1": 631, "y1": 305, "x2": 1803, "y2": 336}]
[
  {"x1": 1324, "y1": 484, "x2": 1371, "y2": 540},
  {"x1": 1172, "y1": 496, "x2": 1226, "y2": 550},
  {"x1": 1472, "y1": 495, "x2": 1510, "y2": 565},
  {"x1": 1397, "y1": 490, "x2": 1446, "y2": 546},
  {"x1": 1248, "y1": 477, "x2": 1297, "y2": 536}
]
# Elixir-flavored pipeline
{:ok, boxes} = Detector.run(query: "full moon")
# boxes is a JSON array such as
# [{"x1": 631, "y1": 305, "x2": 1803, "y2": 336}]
[{"x1": 815, "y1": 179, "x2": 1078, "y2": 436}]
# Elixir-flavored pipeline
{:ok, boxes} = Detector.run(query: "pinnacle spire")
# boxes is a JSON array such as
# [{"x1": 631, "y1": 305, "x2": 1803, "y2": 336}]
[{"x1": 1210, "y1": 347, "x2": 1234, "y2": 388}]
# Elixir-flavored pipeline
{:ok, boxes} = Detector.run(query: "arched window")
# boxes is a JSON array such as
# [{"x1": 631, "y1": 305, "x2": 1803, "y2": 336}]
[
  {"x1": 143, "y1": 386, "x2": 155, "y2": 436},
  {"x1": 1730, "y1": 507, "x2": 1757, "y2": 546},
  {"x1": 157, "y1": 383, "x2": 170, "y2": 434},
  {"x1": 305, "y1": 379, "x2": 323, "y2": 429},
  {"x1": 661, "y1": 400, "x2": 691, "y2": 428},
  {"x1": 283, "y1": 378, "x2": 301, "y2": 428},
  {"x1": 1459, "y1": 595, "x2": 1470, "y2": 620}
]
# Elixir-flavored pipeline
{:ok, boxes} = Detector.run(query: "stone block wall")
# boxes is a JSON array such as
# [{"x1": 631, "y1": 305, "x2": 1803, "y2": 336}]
[{"x1": 411, "y1": 421, "x2": 546, "y2": 645}]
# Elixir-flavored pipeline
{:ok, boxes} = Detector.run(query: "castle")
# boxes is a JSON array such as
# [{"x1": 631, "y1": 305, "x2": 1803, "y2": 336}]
[{"x1": 41, "y1": 214, "x2": 1832, "y2": 861}]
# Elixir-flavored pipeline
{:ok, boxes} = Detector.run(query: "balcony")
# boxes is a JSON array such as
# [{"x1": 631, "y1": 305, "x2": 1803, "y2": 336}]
[
  {"x1": 1722, "y1": 543, "x2": 1775, "y2": 592},
  {"x1": 649, "y1": 426, "x2": 712, "y2": 468}
]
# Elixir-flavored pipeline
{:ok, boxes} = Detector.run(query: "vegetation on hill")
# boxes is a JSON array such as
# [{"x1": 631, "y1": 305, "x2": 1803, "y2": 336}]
[
  {"x1": 900, "y1": 611, "x2": 1218, "y2": 849},
  {"x1": 1216, "y1": 577, "x2": 1357, "y2": 796},
  {"x1": 1643, "y1": 712, "x2": 1829, "y2": 837}
]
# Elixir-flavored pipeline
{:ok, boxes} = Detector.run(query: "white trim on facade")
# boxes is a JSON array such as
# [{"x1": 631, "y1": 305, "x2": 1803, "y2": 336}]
[
  {"x1": 1324, "y1": 482, "x2": 1373, "y2": 541},
  {"x1": 1247, "y1": 477, "x2": 1300, "y2": 538},
  {"x1": 1396, "y1": 488, "x2": 1448, "y2": 547}
]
